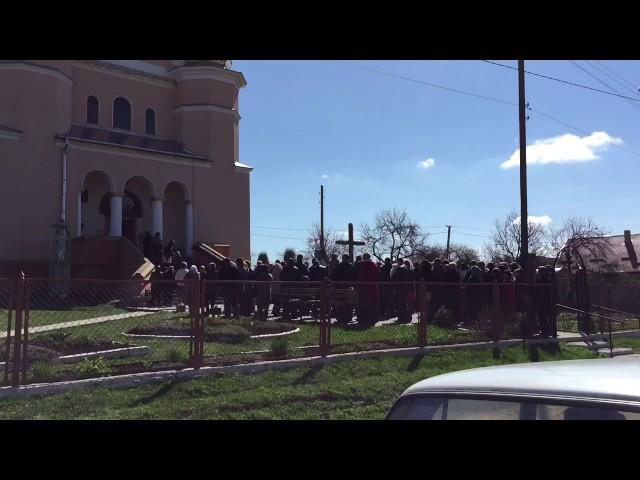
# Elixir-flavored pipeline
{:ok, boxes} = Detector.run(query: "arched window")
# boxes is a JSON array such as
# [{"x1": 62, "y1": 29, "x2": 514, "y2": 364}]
[
  {"x1": 145, "y1": 108, "x2": 156, "y2": 135},
  {"x1": 87, "y1": 96, "x2": 99, "y2": 124},
  {"x1": 113, "y1": 97, "x2": 131, "y2": 130}
]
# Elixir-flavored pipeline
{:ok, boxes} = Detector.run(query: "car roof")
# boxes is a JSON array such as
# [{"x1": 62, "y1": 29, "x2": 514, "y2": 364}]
[{"x1": 402, "y1": 358, "x2": 640, "y2": 403}]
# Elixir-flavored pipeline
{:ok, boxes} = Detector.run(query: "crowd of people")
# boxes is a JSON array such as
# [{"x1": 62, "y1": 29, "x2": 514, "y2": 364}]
[{"x1": 146, "y1": 245, "x2": 555, "y2": 335}]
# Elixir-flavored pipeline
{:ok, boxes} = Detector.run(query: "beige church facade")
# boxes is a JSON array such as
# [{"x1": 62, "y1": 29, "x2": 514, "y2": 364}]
[{"x1": 0, "y1": 60, "x2": 251, "y2": 277}]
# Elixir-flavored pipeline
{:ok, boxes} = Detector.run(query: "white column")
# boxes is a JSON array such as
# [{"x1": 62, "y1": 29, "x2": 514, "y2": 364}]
[
  {"x1": 185, "y1": 201, "x2": 194, "y2": 256},
  {"x1": 77, "y1": 191, "x2": 83, "y2": 237},
  {"x1": 110, "y1": 194, "x2": 123, "y2": 237},
  {"x1": 151, "y1": 198, "x2": 163, "y2": 238}
]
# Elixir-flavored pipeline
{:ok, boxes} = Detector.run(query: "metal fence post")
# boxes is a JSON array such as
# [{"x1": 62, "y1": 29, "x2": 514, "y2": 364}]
[
  {"x1": 11, "y1": 272, "x2": 25, "y2": 387},
  {"x1": 319, "y1": 279, "x2": 329, "y2": 356},
  {"x1": 191, "y1": 278, "x2": 204, "y2": 369},
  {"x1": 3, "y1": 281, "x2": 15, "y2": 385},
  {"x1": 492, "y1": 282, "x2": 501, "y2": 342},
  {"x1": 21, "y1": 279, "x2": 31, "y2": 384}
]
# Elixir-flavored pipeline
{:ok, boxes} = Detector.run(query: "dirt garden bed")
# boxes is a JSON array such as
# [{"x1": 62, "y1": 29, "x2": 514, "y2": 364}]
[{"x1": 127, "y1": 318, "x2": 299, "y2": 343}]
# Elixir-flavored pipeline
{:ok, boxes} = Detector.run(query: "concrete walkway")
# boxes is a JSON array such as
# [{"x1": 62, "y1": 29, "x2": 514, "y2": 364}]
[{"x1": 1, "y1": 311, "x2": 154, "y2": 339}]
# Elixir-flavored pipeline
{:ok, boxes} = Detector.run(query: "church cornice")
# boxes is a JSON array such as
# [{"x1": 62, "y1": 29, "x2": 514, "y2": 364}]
[
  {"x1": 168, "y1": 65, "x2": 247, "y2": 89},
  {"x1": 74, "y1": 61, "x2": 176, "y2": 87}
]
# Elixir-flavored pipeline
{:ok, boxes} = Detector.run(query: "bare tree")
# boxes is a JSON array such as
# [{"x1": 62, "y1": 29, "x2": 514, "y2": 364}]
[
  {"x1": 360, "y1": 208, "x2": 429, "y2": 262},
  {"x1": 483, "y1": 211, "x2": 547, "y2": 263},
  {"x1": 414, "y1": 243, "x2": 480, "y2": 264},
  {"x1": 547, "y1": 216, "x2": 610, "y2": 274},
  {"x1": 304, "y1": 222, "x2": 349, "y2": 263}
]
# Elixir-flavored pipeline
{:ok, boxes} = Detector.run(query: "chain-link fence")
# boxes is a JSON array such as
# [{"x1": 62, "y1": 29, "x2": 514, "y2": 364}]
[
  {"x1": 1, "y1": 278, "x2": 15, "y2": 386},
  {"x1": 4, "y1": 276, "x2": 561, "y2": 387},
  {"x1": 6, "y1": 277, "x2": 199, "y2": 386}
]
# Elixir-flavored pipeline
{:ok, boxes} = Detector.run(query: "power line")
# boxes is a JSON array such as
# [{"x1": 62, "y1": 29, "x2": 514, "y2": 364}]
[
  {"x1": 252, "y1": 233, "x2": 306, "y2": 240},
  {"x1": 529, "y1": 107, "x2": 640, "y2": 158},
  {"x1": 334, "y1": 60, "x2": 518, "y2": 107},
  {"x1": 333, "y1": 60, "x2": 640, "y2": 158},
  {"x1": 482, "y1": 60, "x2": 640, "y2": 103},
  {"x1": 587, "y1": 60, "x2": 639, "y2": 96},
  {"x1": 252, "y1": 225, "x2": 308, "y2": 231},
  {"x1": 593, "y1": 60, "x2": 638, "y2": 91},
  {"x1": 454, "y1": 232, "x2": 491, "y2": 238},
  {"x1": 569, "y1": 60, "x2": 640, "y2": 112}
]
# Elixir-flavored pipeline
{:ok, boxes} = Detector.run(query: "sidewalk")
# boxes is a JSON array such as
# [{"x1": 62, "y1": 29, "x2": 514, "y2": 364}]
[{"x1": 0, "y1": 311, "x2": 154, "y2": 339}]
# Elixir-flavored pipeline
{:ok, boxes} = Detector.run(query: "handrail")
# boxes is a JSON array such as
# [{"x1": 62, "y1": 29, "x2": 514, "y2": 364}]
[
  {"x1": 556, "y1": 303, "x2": 617, "y2": 358},
  {"x1": 556, "y1": 304, "x2": 624, "y2": 324},
  {"x1": 592, "y1": 304, "x2": 640, "y2": 320},
  {"x1": 592, "y1": 304, "x2": 640, "y2": 331}
]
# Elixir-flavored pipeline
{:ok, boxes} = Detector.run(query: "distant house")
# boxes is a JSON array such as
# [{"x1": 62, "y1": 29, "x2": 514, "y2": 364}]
[{"x1": 557, "y1": 230, "x2": 639, "y2": 274}]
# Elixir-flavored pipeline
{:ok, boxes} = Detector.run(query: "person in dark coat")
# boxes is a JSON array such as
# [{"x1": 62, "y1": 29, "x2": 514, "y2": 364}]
[
  {"x1": 219, "y1": 258, "x2": 240, "y2": 319},
  {"x1": 254, "y1": 262, "x2": 273, "y2": 320},
  {"x1": 142, "y1": 231, "x2": 152, "y2": 259},
  {"x1": 443, "y1": 262, "x2": 461, "y2": 323},
  {"x1": 379, "y1": 258, "x2": 393, "y2": 318},
  {"x1": 150, "y1": 264, "x2": 163, "y2": 306},
  {"x1": 357, "y1": 253, "x2": 380, "y2": 326},
  {"x1": 295, "y1": 255, "x2": 309, "y2": 278},
  {"x1": 163, "y1": 265, "x2": 175, "y2": 305},
  {"x1": 309, "y1": 258, "x2": 327, "y2": 282},
  {"x1": 205, "y1": 262, "x2": 219, "y2": 314},
  {"x1": 391, "y1": 258, "x2": 411, "y2": 323},
  {"x1": 164, "y1": 240, "x2": 176, "y2": 266},
  {"x1": 280, "y1": 258, "x2": 301, "y2": 319},
  {"x1": 150, "y1": 233, "x2": 164, "y2": 266}
]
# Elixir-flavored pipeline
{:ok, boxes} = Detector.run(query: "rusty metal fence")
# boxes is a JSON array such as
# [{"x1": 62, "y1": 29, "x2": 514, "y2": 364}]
[{"x1": 3, "y1": 275, "x2": 561, "y2": 387}]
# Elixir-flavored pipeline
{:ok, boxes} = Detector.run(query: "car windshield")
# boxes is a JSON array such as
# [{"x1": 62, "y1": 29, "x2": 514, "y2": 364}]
[{"x1": 387, "y1": 395, "x2": 640, "y2": 420}]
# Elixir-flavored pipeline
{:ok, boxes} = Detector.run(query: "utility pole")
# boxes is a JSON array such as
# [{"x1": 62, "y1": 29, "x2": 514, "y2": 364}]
[
  {"x1": 320, "y1": 185, "x2": 325, "y2": 264},
  {"x1": 518, "y1": 60, "x2": 529, "y2": 272},
  {"x1": 445, "y1": 225, "x2": 452, "y2": 261}
]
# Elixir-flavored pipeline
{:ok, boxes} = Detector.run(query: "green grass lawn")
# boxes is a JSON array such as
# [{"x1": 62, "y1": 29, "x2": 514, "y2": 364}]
[{"x1": 2, "y1": 341, "x2": 630, "y2": 420}]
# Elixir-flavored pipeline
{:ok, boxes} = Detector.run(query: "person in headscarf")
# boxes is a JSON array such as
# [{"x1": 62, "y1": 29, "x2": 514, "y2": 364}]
[{"x1": 183, "y1": 265, "x2": 201, "y2": 310}]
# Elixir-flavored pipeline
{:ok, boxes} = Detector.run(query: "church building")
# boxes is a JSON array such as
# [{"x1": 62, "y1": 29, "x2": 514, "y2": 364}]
[{"x1": 0, "y1": 60, "x2": 251, "y2": 278}]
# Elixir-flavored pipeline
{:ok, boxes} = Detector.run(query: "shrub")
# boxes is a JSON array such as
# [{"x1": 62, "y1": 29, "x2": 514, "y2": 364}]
[
  {"x1": 433, "y1": 306, "x2": 457, "y2": 329},
  {"x1": 270, "y1": 338, "x2": 289, "y2": 358},
  {"x1": 75, "y1": 357, "x2": 112, "y2": 378}
]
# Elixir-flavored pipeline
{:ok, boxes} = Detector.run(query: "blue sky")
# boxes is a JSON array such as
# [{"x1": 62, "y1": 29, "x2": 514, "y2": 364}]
[{"x1": 233, "y1": 60, "x2": 640, "y2": 262}]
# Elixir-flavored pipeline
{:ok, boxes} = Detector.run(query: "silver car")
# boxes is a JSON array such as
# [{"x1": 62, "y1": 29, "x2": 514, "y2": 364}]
[{"x1": 386, "y1": 358, "x2": 640, "y2": 420}]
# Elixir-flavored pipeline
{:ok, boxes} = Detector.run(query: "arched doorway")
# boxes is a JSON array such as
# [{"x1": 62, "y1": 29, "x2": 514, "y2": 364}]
[
  {"x1": 123, "y1": 176, "x2": 155, "y2": 250},
  {"x1": 99, "y1": 191, "x2": 143, "y2": 245},
  {"x1": 163, "y1": 181, "x2": 189, "y2": 254},
  {"x1": 80, "y1": 171, "x2": 114, "y2": 236}
]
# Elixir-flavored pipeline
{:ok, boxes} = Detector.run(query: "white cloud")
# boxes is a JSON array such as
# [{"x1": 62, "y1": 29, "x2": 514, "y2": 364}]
[
  {"x1": 321, "y1": 174, "x2": 329, "y2": 179},
  {"x1": 500, "y1": 131, "x2": 622, "y2": 169},
  {"x1": 417, "y1": 158, "x2": 436, "y2": 169},
  {"x1": 513, "y1": 215, "x2": 552, "y2": 226}
]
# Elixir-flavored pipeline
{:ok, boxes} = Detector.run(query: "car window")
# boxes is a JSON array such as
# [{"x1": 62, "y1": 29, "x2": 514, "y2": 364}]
[
  {"x1": 388, "y1": 395, "x2": 640, "y2": 420},
  {"x1": 537, "y1": 404, "x2": 640, "y2": 420}
]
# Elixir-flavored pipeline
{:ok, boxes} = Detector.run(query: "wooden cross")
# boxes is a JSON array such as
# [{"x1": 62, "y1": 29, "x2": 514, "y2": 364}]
[{"x1": 336, "y1": 223, "x2": 365, "y2": 261}]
